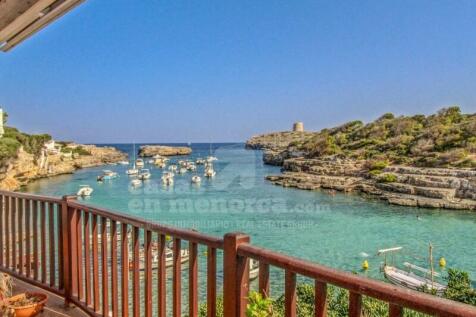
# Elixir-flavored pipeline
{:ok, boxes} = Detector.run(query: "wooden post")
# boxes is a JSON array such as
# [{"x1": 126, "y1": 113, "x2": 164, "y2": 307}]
[
  {"x1": 61, "y1": 195, "x2": 76, "y2": 307},
  {"x1": 223, "y1": 232, "x2": 250, "y2": 317}
]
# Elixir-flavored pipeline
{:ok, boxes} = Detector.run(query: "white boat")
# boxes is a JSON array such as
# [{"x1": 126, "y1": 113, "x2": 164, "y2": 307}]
[
  {"x1": 136, "y1": 159, "x2": 145, "y2": 168},
  {"x1": 178, "y1": 167, "x2": 187, "y2": 174},
  {"x1": 191, "y1": 175, "x2": 201, "y2": 184},
  {"x1": 161, "y1": 172, "x2": 174, "y2": 185},
  {"x1": 378, "y1": 245, "x2": 447, "y2": 296},
  {"x1": 131, "y1": 179, "x2": 142, "y2": 187},
  {"x1": 196, "y1": 158, "x2": 205, "y2": 165},
  {"x1": 118, "y1": 161, "x2": 129, "y2": 165},
  {"x1": 77, "y1": 185, "x2": 93, "y2": 196},
  {"x1": 102, "y1": 170, "x2": 118, "y2": 180},
  {"x1": 129, "y1": 247, "x2": 189, "y2": 271},
  {"x1": 147, "y1": 159, "x2": 154, "y2": 164},
  {"x1": 139, "y1": 169, "x2": 151, "y2": 180},
  {"x1": 168, "y1": 164, "x2": 177, "y2": 172},
  {"x1": 249, "y1": 259, "x2": 259, "y2": 280},
  {"x1": 206, "y1": 156, "x2": 218, "y2": 162},
  {"x1": 127, "y1": 144, "x2": 139, "y2": 175},
  {"x1": 204, "y1": 165, "x2": 216, "y2": 178}
]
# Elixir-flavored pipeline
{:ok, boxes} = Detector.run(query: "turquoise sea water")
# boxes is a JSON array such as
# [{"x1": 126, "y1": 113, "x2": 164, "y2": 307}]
[{"x1": 24, "y1": 143, "x2": 476, "y2": 284}]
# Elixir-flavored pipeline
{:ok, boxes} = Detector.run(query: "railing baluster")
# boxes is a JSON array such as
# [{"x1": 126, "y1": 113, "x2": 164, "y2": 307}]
[
  {"x1": 25, "y1": 199, "x2": 31, "y2": 277},
  {"x1": 18, "y1": 198, "x2": 24, "y2": 275},
  {"x1": 389, "y1": 304, "x2": 403, "y2": 317},
  {"x1": 0, "y1": 194, "x2": 3, "y2": 267},
  {"x1": 285, "y1": 271, "x2": 297, "y2": 317},
  {"x1": 121, "y1": 223, "x2": 129, "y2": 317},
  {"x1": 258, "y1": 262, "x2": 270, "y2": 297},
  {"x1": 111, "y1": 220, "x2": 118, "y2": 317},
  {"x1": 84, "y1": 211, "x2": 92, "y2": 307},
  {"x1": 60, "y1": 198, "x2": 69, "y2": 301},
  {"x1": 223, "y1": 233, "x2": 250, "y2": 317},
  {"x1": 206, "y1": 247, "x2": 216, "y2": 317},
  {"x1": 145, "y1": 230, "x2": 152, "y2": 317},
  {"x1": 69, "y1": 208, "x2": 78, "y2": 298},
  {"x1": 133, "y1": 226, "x2": 140, "y2": 317},
  {"x1": 41, "y1": 201, "x2": 47, "y2": 284},
  {"x1": 11, "y1": 197, "x2": 16, "y2": 272},
  {"x1": 173, "y1": 238, "x2": 182, "y2": 317},
  {"x1": 349, "y1": 292, "x2": 362, "y2": 317},
  {"x1": 92, "y1": 214, "x2": 100, "y2": 312},
  {"x1": 189, "y1": 242, "x2": 198, "y2": 317},
  {"x1": 158, "y1": 234, "x2": 166, "y2": 317},
  {"x1": 77, "y1": 210, "x2": 84, "y2": 301},
  {"x1": 101, "y1": 217, "x2": 109, "y2": 316},
  {"x1": 33, "y1": 200, "x2": 39, "y2": 280},
  {"x1": 207, "y1": 246, "x2": 216, "y2": 317},
  {"x1": 314, "y1": 281, "x2": 327, "y2": 317},
  {"x1": 5, "y1": 196, "x2": 10, "y2": 269},
  {"x1": 48, "y1": 202, "x2": 56, "y2": 288}
]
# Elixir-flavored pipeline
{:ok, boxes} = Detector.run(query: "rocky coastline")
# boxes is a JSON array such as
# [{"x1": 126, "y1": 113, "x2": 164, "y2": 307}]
[
  {"x1": 138, "y1": 145, "x2": 192, "y2": 157},
  {"x1": 247, "y1": 133, "x2": 476, "y2": 211},
  {"x1": 0, "y1": 144, "x2": 127, "y2": 191}
]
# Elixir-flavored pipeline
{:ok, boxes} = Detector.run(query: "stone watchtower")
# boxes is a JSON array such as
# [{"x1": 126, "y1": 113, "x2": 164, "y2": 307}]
[
  {"x1": 0, "y1": 108, "x2": 4, "y2": 138},
  {"x1": 292, "y1": 121, "x2": 304, "y2": 132}
]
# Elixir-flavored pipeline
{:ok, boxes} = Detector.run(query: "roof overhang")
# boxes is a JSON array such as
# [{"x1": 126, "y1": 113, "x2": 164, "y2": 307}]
[{"x1": 0, "y1": 0, "x2": 85, "y2": 52}]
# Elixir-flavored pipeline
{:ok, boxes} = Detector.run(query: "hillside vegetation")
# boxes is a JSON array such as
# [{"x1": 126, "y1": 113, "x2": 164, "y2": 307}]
[
  {"x1": 0, "y1": 126, "x2": 51, "y2": 162},
  {"x1": 293, "y1": 107, "x2": 476, "y2": 168}
]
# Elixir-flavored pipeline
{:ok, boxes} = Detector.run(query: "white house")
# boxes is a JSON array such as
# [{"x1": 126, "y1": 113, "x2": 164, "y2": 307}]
[{"x1": 0, "y1": 108, "x2": 4, "y2": 138}]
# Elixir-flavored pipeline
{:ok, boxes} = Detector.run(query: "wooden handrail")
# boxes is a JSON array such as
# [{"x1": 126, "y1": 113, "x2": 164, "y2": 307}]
[
  {"x1": 67, "y1": 200, "x2": 224, "y2": 249},
  {"x1": 1, "y1": 191, "x2": 476, "y2": 317},
  {"x1": 237, "y1": 243, "x2": 476, "y2": 317}
]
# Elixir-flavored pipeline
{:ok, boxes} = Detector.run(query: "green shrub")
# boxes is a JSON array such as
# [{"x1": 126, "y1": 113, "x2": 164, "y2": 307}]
[{"x1": 377, "y1": 173, "x2": 398, "y2": 183}]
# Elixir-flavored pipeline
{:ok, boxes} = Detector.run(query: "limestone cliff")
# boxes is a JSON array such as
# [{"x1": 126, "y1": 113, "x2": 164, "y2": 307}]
[
  {"x1": 246, "y1": 107, "x2": 476, "y2": 210},
  {"x1": 0, "y1": 144, "x2": 127, "y2": 191}
]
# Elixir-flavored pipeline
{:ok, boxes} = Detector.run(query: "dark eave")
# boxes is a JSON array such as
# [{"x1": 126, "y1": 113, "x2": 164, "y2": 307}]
[{"x1": 0, "y1": 0, "x2": 85, "y2": 52}]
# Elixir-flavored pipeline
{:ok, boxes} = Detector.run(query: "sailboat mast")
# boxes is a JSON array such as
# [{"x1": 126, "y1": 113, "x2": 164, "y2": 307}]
[{"x1": 429, "y1": 242, "x2": 435, "y2": 287}]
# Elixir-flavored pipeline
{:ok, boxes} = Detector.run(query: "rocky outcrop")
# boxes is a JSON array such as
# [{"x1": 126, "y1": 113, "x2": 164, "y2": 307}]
[
  {"x1": 246, "y1": 131, "x2": 314, "y2": 150},
  {"x1": 0, "y1": 144, "x2": 127, "y2": 191},
  {"x1": 138, "y1": 145, "x2": 192, "y2": 157},
  {"x1": 265, "y1": 157, "x2": 476, "y2": 210}
]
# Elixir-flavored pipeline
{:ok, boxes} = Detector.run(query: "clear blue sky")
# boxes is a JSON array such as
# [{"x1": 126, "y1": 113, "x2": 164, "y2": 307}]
[{"x1": 1, "y1": 0, "x2": 475, "y2": 143}]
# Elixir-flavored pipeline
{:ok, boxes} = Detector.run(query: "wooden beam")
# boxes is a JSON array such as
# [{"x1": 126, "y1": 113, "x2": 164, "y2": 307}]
[
  {"x1": 0, "y1": 0, "x2": 57, "y2": 43},
  {"x1": 1, "y1": 0, "x2": 85, "y2": 52}
]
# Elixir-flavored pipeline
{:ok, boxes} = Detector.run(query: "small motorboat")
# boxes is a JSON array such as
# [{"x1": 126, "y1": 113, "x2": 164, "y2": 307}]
[
  {"x1": 126, "y1": 167, "x2": 139, "y2": 175},
  {"x1": 136, "y1": 159, "x2": 145, "y2": 168},
  {"x1": 129, "y1": 247, "x2": 190, "y2": 271},
  {"x1": 77, "y1": 185, "x2": 93, "y2": 197},
  {"x1": 168, "y1": 164, "x2": 177, "y2": 172},
  {"x1": 147, "y1": 159, "x2": 154, "y2": 164},
  {"x1": 204, "y1": 165, "x2": 216, "y2": 178},
  {"x1": 131, "y1": 179, "x2": 142, "y2": 187},
  {"x1": 191, "y1": 175, "x2": 201, "y2": 184},
  {"x1": 378, "y1": 245, "x2": 447, "y2": 296},
  {"x1": 102, "y1": 170, "x2": 118, "y2": 180},
  {"x1": 195, "y1": 158, "x2": 205, "y2": 165},
  {"x1": 249, "y1": 259, "x2": 259, "y2": 280},
  {"x1": 161, "y1": 172, "x2": 174, "y2": 185},
  {"x1": 118, "y1": 161, "x2": 129, "y2": 165},
  {"x1": 206, "y1": 156, "x2": 218, "y2": 162},
  {"x1": 139, "y1": 169, "x2": 151, "y2": 180},
  {"x1": 178, "y1": 167, "x2": 187, "y2": 174}
]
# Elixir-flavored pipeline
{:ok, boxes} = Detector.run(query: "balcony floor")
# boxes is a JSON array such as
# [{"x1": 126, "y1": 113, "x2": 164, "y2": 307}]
[{"x1": 3, "y1": 278, "x2": 87, "y2": 317}]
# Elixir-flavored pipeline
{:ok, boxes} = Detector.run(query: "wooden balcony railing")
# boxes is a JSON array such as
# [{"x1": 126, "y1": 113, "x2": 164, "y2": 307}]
[{"x1": 0, "y1": 190, "x2": 476, "y2": 317}]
